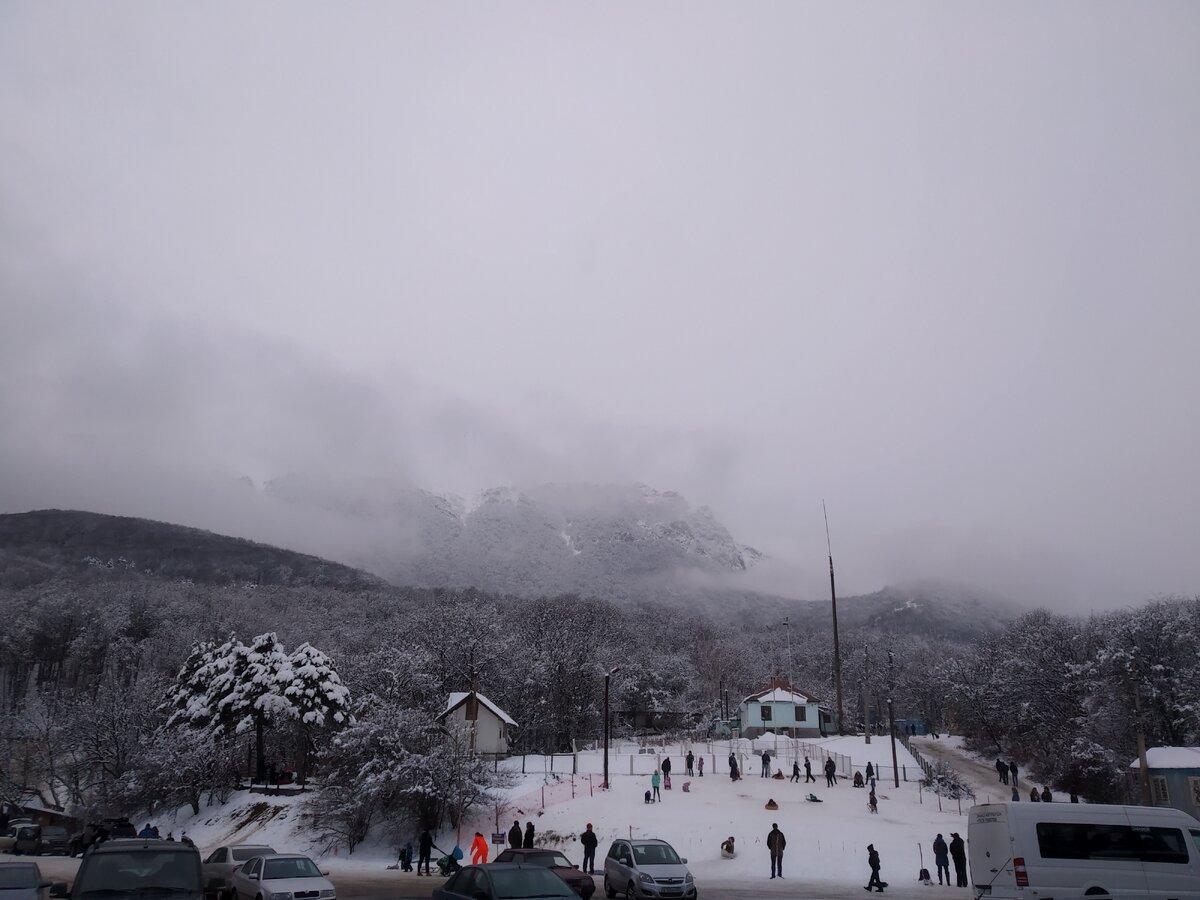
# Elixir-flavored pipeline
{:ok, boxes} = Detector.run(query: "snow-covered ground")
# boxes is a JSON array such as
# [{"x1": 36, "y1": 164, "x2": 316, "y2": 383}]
[{"x1": 137, "y1": 735, "x2": 974, "y2": 893}]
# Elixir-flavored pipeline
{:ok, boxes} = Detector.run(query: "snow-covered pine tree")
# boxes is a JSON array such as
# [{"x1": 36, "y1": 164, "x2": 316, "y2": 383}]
[{"x1": 284, "y1": 642, "x2": 351, "y2": 784}]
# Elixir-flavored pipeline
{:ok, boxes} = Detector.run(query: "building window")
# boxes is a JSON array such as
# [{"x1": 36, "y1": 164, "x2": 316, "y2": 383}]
[
  {"x1": 1152, "y1": 776, "x2": 1170, "y2": 805},
  {"x1": 795, "y1": 704, "x2": 807, "y2": 722},
  {"x1": 761, "y1": 705, "x2": 773, "y2": 721}
]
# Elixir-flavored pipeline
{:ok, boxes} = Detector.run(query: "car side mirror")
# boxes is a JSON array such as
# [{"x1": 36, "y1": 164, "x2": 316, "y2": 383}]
[
  {"x1": 320, "y1": 871, "x2": 329, "y2": 877},
  {"x1": 571, "y1": 864, "x2": 579, "y2": 869},
  {"x1": 680, "y1": 858, "x2": 687, "y2": 864},
  {"x1": 49, "y1": 883, "x2": 69, "y2": 898}
]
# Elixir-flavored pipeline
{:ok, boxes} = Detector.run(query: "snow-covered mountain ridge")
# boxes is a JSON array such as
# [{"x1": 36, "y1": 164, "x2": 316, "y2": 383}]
[{"x1": 261, "y1": 478, "x2": 764, "y2": 598}]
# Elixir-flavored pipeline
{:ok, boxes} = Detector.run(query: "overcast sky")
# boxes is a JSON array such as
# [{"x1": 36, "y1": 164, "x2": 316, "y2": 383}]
[{"x1": 2, "y1": 2, "x2": 1198, "y2": 608}]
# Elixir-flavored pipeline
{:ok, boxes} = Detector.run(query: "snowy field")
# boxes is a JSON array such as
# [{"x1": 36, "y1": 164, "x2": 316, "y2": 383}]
[{"x1": 131, "y1": 734, "x2": 975, "y2": 895}]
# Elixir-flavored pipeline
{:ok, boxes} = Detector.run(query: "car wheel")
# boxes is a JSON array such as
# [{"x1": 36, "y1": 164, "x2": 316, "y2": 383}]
[
  {"x1": 626, "y1": 883, "x2": 638, "y2": 900},
  {"x1": 603, "y1": 876, "x2": 616, "y2": 899}
]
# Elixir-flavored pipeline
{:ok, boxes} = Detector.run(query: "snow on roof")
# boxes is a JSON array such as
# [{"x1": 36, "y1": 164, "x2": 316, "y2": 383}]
[
  {"x1": 1128, "y1": 747, "x2": 1200, "y2": 770},
  {"x1": 440, "y1": 691, "x2": 518, "y2": 727},
  {"x1": 742, "y1": 687, "x2": 820, "y2": 705}
]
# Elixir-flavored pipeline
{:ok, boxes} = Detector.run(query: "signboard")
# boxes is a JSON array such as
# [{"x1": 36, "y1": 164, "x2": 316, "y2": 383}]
[{"x1": 492, "y1": 833, "x2": 506, "y2": 845}]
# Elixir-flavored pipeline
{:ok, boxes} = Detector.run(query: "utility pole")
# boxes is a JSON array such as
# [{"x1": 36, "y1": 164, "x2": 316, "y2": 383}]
[
  {"x1": 1135, "y1": 684, "x2": 1152, "y2": 805},
  {"x1": 603, "y1": 667, "x2": 619, "y2": 790},
  {"x1": 863, "y1": 647, "x2": 872, "y2": 745},
  {"x1": 467, "y1": 647, "x2": 478, "y2": 753},
  {"x1": 888, "y1": 698, "x2": 899, "y2": 788},
  {"x1": 824, "y1": 502, "x2": 846, "y2": 734}
]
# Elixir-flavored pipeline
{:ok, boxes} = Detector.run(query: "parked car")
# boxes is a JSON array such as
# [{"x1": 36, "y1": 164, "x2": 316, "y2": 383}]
[
  {"x1": 434, "y1": 864, "x2": 574, "y2": 900},
  {"x1": 0, "y1": 827, "x2": 41, "y2": 857},
  {"x1": 0, "y1": 862, "x2": 51, "y2": 900},
  {"x1": 32, "y1": 830, "x2": 67, "y2": 857},
  {"x1": 603, "y1": 839, "x2": 696, "y2": 900},
  {"x1": 202, "y1": 844, "x2": 276, "y2": 900},
  {"x1": 493, "y1": 848, "x2": 595, "y2": 899},
  {"x1": 48, "y1": 838, "x2": 219, "y2": 900},
  {"x1": 229, "y1": 854, "x2": 335, "y2": 900}
]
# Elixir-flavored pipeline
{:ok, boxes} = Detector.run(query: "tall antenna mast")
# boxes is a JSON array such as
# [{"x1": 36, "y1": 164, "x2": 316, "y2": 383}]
[{"x1": 824, "y1": 501, "x2": 846, "y2": 735}]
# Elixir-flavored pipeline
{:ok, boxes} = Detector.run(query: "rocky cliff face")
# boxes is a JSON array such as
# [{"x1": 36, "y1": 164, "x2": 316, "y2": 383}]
[{"x1": 263, "y1": 478, "x2": 761, "y2": 597}]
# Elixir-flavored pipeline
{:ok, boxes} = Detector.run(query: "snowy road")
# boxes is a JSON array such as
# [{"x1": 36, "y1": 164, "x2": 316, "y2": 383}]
[
  {"x1": 332, "y1": 869, "x2": 972, "y2": 899},
  {"x1": 908, "y1": 737, "x2": 1009, "y2": 805}
]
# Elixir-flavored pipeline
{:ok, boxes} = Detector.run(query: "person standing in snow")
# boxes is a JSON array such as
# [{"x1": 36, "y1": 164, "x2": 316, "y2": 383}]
[
  {"x1": 824, "y1": 756, "x2": 837, "y2": 786},
  {"x1": 508, "y1": 820, "x2": 523, "y2": 849},
  {"x1": 418, "y1": 829, "x2": 434, "y2": 875},
  {"x1": 661, "y1": 756, "x2": 672, "y2": 780},
  {"x1": 767, "y1": 823, "x2": 786, "y2": 879},
  {"x1": 791, "y1": 760, "x2": 801, "y2": 783},
  {"x1": 949, "y1": 833, "x2": 967, "y2": 887},
  {"x1": 1029, "y1": 787, "x2": 1040, "y2": 802},
  {"x1": 698, "y1": 756, "x2": 704, "y2": 777},
  {"x1": 995, "y1": 758, "x2": 1008, "y2": 784},
  {"x1": 524, "y1": 821, "x2": 535, "y2": 848},
  {"x1": 1011, "y1": 786, "x2": 1020, "y2": 801},
  {"x1": 760, "y1": 751, "x2": 771, "y2": 778},
  {"x1": 580, "y1": 824, "x2": 598, "y2": 875},
  {"x1": 470, "y1": 832, "x2": 489, "y2": 865},
  {"x1": 651, "y1": 771, "x2": 662, "y2": 801},
  {"x1": 686, "y1": 751, "x2": 695, "y2": 776},
  {"x1": 866, "y1": 762, "x2": 874, "y2": 782},
  {"x1": 1009, "y1": 760, "x2": 1018, "y2": 787},
  {"x1": 1040, "y1": 786, "x2": 1052, "y2": 802},
  {"x1": 932, "y1": 834, "x2": 950, "y2": 885},
  {"x1": 728, "y1": 753, "x2": 738, "y2": 780},
  {"x1": 865, "y1": 844, "x2": 884, "y2": 892},
  {"x1": 804, "y1": 757, "x2": 815, "y2": 783}
]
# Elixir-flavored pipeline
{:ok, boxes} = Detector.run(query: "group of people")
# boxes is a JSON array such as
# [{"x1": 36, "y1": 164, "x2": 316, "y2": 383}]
[
  {"x1": 930, "y1": 832, "x2": 968, "y2": 887},
  {"x1": 994, "y1": 758, "x2": 1019, "y2": 786}
]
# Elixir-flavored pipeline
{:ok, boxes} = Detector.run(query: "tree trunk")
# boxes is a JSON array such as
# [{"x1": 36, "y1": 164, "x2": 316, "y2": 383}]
[{"x1": 255, "y1": 715, "x2": 266, "y2": 784}]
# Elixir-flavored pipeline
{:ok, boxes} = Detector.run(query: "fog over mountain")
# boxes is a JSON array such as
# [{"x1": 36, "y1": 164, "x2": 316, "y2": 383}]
[{"x1": 2, "y1": 4, "x2": 1199, "y2": 610}]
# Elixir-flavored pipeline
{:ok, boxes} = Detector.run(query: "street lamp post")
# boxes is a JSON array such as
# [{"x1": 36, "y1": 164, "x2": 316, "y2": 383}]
[
  {"x1": 603, "y1": 666, "x2": 620, "y2": 789},
  {"x1": 887, "y1": 698, "x2": 899, "y2": 788}
]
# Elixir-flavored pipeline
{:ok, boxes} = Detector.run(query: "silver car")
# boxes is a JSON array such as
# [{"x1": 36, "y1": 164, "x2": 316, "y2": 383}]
[
  {"x1": 603, "y1": 839, "x2": 696, "y2": 900},
  {"x1": 202, "y1": 844, "x2": 276, "y2": 900}
]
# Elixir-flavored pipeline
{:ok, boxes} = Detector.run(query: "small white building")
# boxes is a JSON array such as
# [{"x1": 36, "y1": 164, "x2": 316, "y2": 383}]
[{"x1": 438, "y1": 691, "x2": 517, "y2": 756}]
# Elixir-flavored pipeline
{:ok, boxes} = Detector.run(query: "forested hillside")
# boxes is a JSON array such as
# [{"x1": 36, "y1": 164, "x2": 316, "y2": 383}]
[{"x1": 1, "y1": 509, "x2": 1195, "y2": 828}]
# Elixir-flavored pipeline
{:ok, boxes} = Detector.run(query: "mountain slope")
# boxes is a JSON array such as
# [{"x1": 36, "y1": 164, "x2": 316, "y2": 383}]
[{"x1": 0, "y1": 509, "x2": 384, "y2": 591}]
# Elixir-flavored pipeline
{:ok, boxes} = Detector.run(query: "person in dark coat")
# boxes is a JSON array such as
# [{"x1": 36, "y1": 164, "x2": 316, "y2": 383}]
[
  {"x1": 685, "y1": 751, "x2": 695, "y2": 776},
  {"x1": 418, "y1": 829, "x2": 434, "y2": 875},
  {"x1": 767, "y1": 823, "x2": 786, "y2": 879},
  {"x1": 523, "y1": 821, "x2": 535, "y2": 848},
  {"x1": 1040, "y1": 786, "x2": 1052, "y2": 802},
  {"x1": 824, "y1": 756, "x2": 837, "y2": 786},
  {"x1": 661, "y1": 757, "x2": 672, "y2": 779},
  {"x1": 508, "y1": 821, "x2": 523, "y2": 849},
  {"x1": 580, "y1": 823, "x2": 598, "y2": 875},
  {"x1": 1011, "y1": 786, "x2": 1020, "y2": 801},
  {"x1": 949, "y1": 833, "x2": 967, "y2": 887},
  {"x1": 804, "y1": 757, "x2": 815, "y2": 783},
  {"x1": 866, "y1": 762, "x2": 874, "y2": 782},
  {"x1": 1008, "y1": 760, "x2": 1018, "y2": 787},
  {"x1": 760, "y1": 751, "x2": 771, "y2": 778},
  {"x1": 1030, "y1": 787, "x2": 1040, "y2": 802},
  {"x1": 729, "y1": 753, "x2": 738, "y2": 780},
  {"x1": 866, "y1": 844, "x2": 884, "y2": 892},
  {"x1": 932, "y1": 834, "x2": 950, "y2": 885},
  {"x1": 995, "y1": 758, "x2": 1008, "y2": 784},
  {"x1": 791, "y1": 761, "x2": 801, "y2": 783}
]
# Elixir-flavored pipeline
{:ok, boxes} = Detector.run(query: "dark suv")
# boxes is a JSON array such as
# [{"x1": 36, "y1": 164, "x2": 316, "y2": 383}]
[{"x1": 50, "y1": 839, "x2": 221, "y2": 900}]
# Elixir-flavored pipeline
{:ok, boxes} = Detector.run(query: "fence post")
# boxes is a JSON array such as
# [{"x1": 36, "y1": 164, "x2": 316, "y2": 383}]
[
  {"x1": 903, "y1": 765, "x2": 907, "y2": 782},
  {"x1": 522, "y1": 755, "x2": 527, "y2": 774},
  {"x1": 541, "y1": 785, "x2": 545, "y2": 810}
]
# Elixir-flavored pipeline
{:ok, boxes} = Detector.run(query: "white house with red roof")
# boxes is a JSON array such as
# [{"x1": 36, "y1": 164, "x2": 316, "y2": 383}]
[
  {"x1": 438, "y1": 691, "x2": 517, "y2": 756},
  {"x1": 739, "y1": 680, "x2": 834, "y2": 738}
]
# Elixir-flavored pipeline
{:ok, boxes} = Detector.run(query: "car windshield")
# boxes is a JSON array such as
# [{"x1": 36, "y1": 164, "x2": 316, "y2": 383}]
[
  {"x1": 263, "y1": 858, "x2": 322, "y2": 880},
  {"x1": 0, "y1": 867, "x2": 38, "y2": 888},
  {"x1": 491, "y1": 867, "x2": 574, "y2": 899},
  {"x1": 632, "y1": 844, "x2": 680, "y2": 865},
  {"x1": 523, "y1": 852, "x2": 573, "y2": 868},
  {"x1": 231, "y1": 848, "x2": 275, "y2": 862},
  {"x1": 75, "y1": 850, "x2": 198, "y2": 895}
]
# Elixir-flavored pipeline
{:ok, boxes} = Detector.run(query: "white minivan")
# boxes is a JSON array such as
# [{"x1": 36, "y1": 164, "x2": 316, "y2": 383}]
[{"x1": 968, "y1": 801, "x2": 1200, "y2": 900}]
